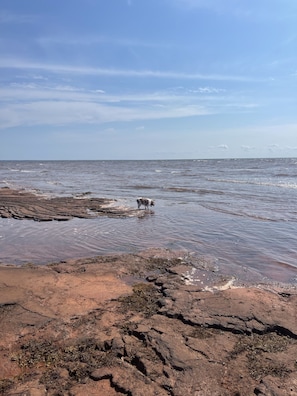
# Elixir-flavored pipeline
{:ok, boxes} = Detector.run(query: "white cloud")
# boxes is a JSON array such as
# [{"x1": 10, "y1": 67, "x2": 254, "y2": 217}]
[
  {"x1": 218, "y1": 144, "x2": 229, "y2": 150},
  {"x1": 267, "y1": 144, "x2": 280, "y2": 152},
  {"x1": 189, "y1": 87, "x2": 226, "y2": 94},
  {"x1": 241, "y1": 145, "x2": 255, "y2": 151},
  {"x1": 208, "y1": 144, "x2": 229, "y2": 150},
  {"x1": 32, "y1": 74, "x2": 48, "y2": 81}
]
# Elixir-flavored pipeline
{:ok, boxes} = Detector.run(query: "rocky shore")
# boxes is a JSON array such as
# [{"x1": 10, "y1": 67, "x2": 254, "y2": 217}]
[
  {"x1": 0, "y1": 248, "x2": 297, "y2": 396},
  {"x1": 0, "y1": 188, "x2": 297, "y2": 395}
]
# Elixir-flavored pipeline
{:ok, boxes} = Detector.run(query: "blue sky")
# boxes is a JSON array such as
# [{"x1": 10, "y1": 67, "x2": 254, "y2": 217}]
[{"x1": 0, "y1": 0, "x2": 297, "y2": 160}]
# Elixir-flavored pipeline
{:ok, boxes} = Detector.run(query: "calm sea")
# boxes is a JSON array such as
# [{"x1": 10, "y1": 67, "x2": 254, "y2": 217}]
[{"x1": 0, "y1": 158, "x2": 297, "y2": 284}]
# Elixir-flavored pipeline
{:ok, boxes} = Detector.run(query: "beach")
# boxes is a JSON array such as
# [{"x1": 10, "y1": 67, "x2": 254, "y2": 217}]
[{"x1": 1, "y1": 188, "x2": 297, "y2": 395}]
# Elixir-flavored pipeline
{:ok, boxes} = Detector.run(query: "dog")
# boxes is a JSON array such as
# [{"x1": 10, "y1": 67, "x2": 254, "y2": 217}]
[{"x1": 137, "y1": 197, "x2": 155, "y2": 210}]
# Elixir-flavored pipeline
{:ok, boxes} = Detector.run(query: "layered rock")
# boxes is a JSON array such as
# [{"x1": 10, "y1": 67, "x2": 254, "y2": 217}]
[{"x1": 0, "y1": 187, "x2": 142, "y2": 221}]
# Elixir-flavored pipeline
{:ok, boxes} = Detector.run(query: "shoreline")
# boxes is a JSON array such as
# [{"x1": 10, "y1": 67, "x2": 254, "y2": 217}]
[{"x1": 1, "y1": 248, "x2": 297, "y2": 395}]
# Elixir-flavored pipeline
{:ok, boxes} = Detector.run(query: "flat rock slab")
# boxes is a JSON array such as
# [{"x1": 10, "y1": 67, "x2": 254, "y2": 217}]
[
  {"x1": 0, "y1": 187, "x2": 142, "y2": 221},
  {"x1": 0, "y1": 249, "x2": 297, "y2": 396}
]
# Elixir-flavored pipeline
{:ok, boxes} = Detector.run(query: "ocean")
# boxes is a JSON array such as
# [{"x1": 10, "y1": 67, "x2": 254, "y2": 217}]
[{"x1": 0, "y1": 158, "x2": 297, "y2": 284}]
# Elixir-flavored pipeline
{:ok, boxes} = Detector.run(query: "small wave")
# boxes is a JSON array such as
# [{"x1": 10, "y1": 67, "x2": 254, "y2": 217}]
[
  {"x1": 47, "y1": 181, "x2": 62, "y2": 186},
  {"x1": 199, "y1": 203, "x2": 282, "y2": 222},
  {"x1": 155, "y1": 169, "x2": 162, "y2": 173},
  {"x1": 166, "y1": 187, "x2": 196, "y2": 193},
  {"x1": 9, "y1": 168, "x2": 40, "y2": 174},
  {"x1": 277, "y1": 182, "x2": 297, "y2": 189},
  {"x1": 166, "y1": 187, "x2": 224, "y2": 195},
  {"x1": 129, "y1": 185, "x2": 155, "y2": 190},
  {"x1": 208, "y1": 178, "x2": 297, "y2": 189}
]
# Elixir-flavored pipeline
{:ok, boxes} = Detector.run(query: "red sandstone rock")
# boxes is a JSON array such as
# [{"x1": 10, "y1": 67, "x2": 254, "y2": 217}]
[{"x1": 0, "y1": 249, "x2": 296, "y2": 395}]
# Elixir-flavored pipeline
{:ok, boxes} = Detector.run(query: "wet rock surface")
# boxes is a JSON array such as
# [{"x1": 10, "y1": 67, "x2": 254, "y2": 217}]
[
  {"x1": 0, "y1": 187, "x2": 142, "y2": 221},
  {"x1": 0, "y1": 248, "x2": 297, "y2": 395}
]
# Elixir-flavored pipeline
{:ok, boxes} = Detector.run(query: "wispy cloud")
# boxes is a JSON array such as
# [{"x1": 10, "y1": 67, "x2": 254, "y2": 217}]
[
  {"x1": 189, "y1": 87, "x2": 226, "y2": 94},
  {"x1": 171, "y1": 0, "x2": 252, "y2": 16},
  {"x1": 170, "y1": 0, "x2": 297, "y2": 20},
  {"x1": 0, "y1": 82, "x2": 212, "y2": 103},
  {"x1": 0, "y1": 79, "x2": 261, "y2": 129},
  {"x1": 37, "y1": 35, "x2": 168, "y2": 49},
  {"x1": 0, "y1": 10, "x2": 36, "y2": 24},
  {"x1": 0, "y1": 58, "x2": 262, "y2": 82},
  {"x1": 0, "y1": 83, "x2": 215, "y2": 129},
  {"x1": 0, "y1": 100, "x2": 210, "y2": 129},
  {"x1": 37, "y1": 35, "x2": 171, "y2": 49},
  {"x1": 0, "y1": 81, "x2": 256, "y2": 109}
]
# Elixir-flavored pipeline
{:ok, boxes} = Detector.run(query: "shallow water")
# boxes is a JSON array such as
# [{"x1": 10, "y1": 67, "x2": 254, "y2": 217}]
[{"x1": 1, "y1": 158, "x2": 297, "y2": 283}]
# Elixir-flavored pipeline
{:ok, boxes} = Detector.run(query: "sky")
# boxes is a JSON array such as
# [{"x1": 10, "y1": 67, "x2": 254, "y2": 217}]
[{"x1": 0, "y1": 0, "x2": 297, "y2": 160}]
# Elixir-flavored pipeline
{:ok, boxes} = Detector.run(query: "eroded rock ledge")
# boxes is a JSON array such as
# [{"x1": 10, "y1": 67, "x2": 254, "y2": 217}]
[
  {"x1": 0, "y1": 249, "x2": 297, "y2": 395},
  {"x1": 0, "y1": 187, "x2": 142, "y2": 221}
]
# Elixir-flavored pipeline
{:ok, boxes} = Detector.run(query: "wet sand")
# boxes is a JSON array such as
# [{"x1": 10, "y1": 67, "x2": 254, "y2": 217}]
[{"x1": 0, "y1": 188, "x2": 297, "y2": 395}]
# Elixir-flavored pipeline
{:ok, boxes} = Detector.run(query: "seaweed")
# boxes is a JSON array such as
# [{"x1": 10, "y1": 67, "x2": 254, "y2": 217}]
[
  {"x1": 232, "y1": 332, "x2": 292, "y2": 356},
  {"x1": 118, "y1": 283, "x2": 161, "y2": 317},
  {"x1": 0, "y1": 379, "x2": 14, "y2": 395},
  {"x1": 231, "y1": 332, "x2": 295, "y2": 380}
]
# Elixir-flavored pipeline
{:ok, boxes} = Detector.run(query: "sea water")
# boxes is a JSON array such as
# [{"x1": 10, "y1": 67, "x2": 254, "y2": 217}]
[{"x1": 0, "y1": 158, "x2": 297, "y2": 283}]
